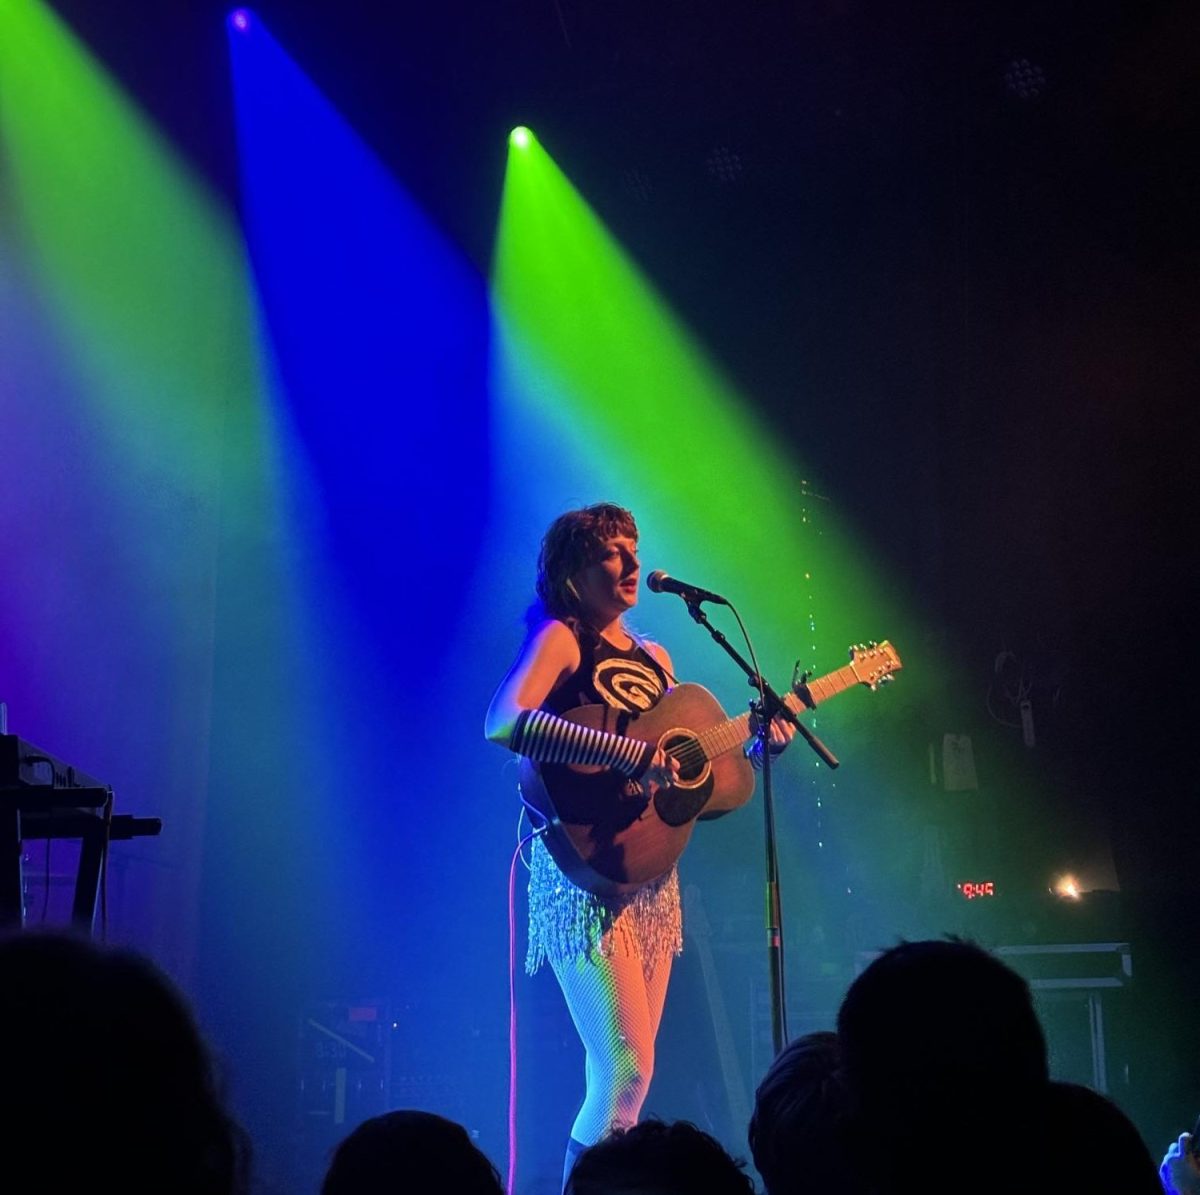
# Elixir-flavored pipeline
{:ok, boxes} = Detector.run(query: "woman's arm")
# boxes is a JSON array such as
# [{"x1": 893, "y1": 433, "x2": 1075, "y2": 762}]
[
  {"x1": 485, "y1": 621, "x2": 674, "y2": 783},
  {"x1": 484, "y1": 620, "x2": 581, "y2": 747}
]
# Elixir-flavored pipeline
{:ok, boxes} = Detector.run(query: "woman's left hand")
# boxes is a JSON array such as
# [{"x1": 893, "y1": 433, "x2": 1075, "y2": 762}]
[{"x1": 768, "y1": 714, "x2": 797, "y2": 753}]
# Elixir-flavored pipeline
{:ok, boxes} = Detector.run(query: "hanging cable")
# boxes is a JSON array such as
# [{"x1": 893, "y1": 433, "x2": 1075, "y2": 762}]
[{"x1": 507, "y1": 812, "x2": 543, "y2": 1195}]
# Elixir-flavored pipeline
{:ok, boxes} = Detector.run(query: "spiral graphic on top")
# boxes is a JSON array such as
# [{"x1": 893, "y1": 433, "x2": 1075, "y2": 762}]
[{"x1": 592, "y1": 657, "x2": 665, "y2": 712}]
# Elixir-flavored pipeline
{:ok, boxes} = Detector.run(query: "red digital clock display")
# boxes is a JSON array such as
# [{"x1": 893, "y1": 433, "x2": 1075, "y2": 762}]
[{"x1": 957, "y1": 881, "x2": 996, "y2": 900}]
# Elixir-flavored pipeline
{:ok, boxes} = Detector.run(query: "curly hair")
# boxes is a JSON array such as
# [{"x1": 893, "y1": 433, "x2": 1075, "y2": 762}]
[
  {"x1": 566, "y1": 1119, "x2": 755, "y2": 1195},
  {"x1": 535, "y1": 503, "x2": 638, "y2": 633},
  {"x1": 749, "y1": 1031, "x2": 858, "y2": 1195},
  {"x1": 321, "y1": 1110, "x2": 502, "y2": 1195}
]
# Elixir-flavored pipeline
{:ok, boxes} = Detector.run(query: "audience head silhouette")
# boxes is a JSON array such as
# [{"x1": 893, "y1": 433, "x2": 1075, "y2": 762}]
[
  {"x1": 838, "y1": 937, "x2": 1048, "y2": 1106},
  {"x1": 836, "y1": 938, "x2": 1050, "y2": 1194},
  {"x1": 3, "y1": 931, "x2": 1157, "y2": 1195},
  {"x1": 565, "y1": 1119, "x2": 755, "y2": 1195},
  {"x1": 1037, "y1": 1081, "x2": 1162, "y2": 1195},
  {"x1": 749, "y1": 1030, "x2": 864, "y2": 1195},
  {"x1": 0, "y1": 931, "x2": 248, "y2": 1193},
  {"x1": 320, "y1": 1110, "x2": 503, "y2": 1195}
]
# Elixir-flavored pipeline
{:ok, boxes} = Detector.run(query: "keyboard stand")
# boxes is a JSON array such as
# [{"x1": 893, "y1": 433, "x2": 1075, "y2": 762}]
[
  {"x1": 0, "y1": 786, "x2": 153, "y2": 934},
  {"x1": 0, "y1": 733, "x2": 163, "y2": 935}
]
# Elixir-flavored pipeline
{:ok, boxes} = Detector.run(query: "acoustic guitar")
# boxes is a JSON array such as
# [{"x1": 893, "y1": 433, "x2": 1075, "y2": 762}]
[{"x1": 519, "y1": 641, "x2": 902, "y2": 896}]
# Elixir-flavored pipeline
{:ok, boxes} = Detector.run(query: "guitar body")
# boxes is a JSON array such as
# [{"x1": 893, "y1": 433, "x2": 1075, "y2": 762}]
[{"x1": 519, "y1": 683, "x2": 755, "y2": 897}]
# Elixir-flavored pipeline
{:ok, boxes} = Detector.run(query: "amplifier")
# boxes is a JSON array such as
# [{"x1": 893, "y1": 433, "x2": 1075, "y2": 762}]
[
  {"x1": 998, "y1": 943, "x2": 1131, "y2": 1095},
  {"x1": 295, "y1": 999, "x2": 392, "y2": 1185}
]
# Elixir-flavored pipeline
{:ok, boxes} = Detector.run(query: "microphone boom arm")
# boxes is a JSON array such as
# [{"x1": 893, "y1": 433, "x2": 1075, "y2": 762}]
[{"x1": 679, "y1": 602, "x2": 838, "y2": 768}]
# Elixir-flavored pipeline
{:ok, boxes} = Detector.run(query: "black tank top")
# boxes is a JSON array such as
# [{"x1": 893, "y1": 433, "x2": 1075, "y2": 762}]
[{"x1": 543, "y1": 628, "x2": 670, "y2": 716}]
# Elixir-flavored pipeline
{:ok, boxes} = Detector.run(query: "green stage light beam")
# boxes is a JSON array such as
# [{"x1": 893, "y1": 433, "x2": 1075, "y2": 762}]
[{"x1": 491, "y1": 131, "x2": 922, "y2": 692}]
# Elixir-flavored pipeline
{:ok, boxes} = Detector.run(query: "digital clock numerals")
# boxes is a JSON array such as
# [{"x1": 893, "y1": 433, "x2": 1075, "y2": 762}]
[{"x1": 956, "y1": 881, "x2": 996, "y2": 900}]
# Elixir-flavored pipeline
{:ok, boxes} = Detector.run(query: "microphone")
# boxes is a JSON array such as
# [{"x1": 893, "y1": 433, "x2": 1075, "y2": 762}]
[{"x1": 646, "y1": 570, "x2": 729, "y2": 607}]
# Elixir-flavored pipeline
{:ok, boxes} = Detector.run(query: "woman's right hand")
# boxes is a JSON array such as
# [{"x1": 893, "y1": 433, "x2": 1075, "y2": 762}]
[{"x1": 640, "y1": 745, "x2": 681, "y2": 794}]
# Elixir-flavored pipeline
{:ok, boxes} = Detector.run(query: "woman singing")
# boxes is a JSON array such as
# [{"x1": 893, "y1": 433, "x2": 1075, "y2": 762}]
[{"x1": 485, "y1": 503, "x2": 793, "y2": 1189}]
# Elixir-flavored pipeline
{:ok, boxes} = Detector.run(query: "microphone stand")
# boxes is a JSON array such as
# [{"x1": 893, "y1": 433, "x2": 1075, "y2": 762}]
[{"x1": 683, "y1": 600, "x2": 839, "y2": 1058}]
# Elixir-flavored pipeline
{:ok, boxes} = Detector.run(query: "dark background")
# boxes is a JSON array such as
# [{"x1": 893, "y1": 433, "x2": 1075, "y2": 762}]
[{"x1": 39, "y1": 0, "x2": 1199, "y2": 1184}]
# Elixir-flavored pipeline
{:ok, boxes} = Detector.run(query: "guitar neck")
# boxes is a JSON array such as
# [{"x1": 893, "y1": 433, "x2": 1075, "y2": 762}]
[{"x1": 693, "y1": 660, "x2": 865, "y2": 761}]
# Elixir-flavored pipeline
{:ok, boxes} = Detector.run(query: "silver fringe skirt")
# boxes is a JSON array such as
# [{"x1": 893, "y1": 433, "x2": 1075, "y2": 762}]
[{"x1": 526, "y1": 834, "x2": 682, "y2": 982}]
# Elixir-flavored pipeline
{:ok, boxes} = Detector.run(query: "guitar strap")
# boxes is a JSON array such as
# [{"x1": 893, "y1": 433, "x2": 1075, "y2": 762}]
[{"x1": 626, "y1": 627, "x2": 678, "y2": 691}]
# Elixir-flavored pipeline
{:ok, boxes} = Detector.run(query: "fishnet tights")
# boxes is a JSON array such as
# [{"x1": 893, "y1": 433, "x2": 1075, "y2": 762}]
[{"x1": 551, "y1": 940, "x2": 674, "y2": 1146}]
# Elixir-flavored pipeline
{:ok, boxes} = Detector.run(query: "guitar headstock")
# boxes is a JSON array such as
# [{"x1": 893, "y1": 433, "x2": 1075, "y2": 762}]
[{"x1": 848, "y1": 640, "x2": 902, "y2": 690}]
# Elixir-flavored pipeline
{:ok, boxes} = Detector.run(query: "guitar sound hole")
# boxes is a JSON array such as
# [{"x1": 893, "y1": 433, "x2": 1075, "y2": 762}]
[{"x1": 663, "y1": 733, "x2": 705, "y2": 783}]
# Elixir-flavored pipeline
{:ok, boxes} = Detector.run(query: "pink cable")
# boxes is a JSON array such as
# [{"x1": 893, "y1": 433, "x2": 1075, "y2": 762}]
[{"x1": 507, "y1": 829, "x2": 537, "y2": 1195}]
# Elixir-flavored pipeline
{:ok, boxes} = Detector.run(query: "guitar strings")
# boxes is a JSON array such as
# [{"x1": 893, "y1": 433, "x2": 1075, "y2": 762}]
[
  {"x1": 663, "y1": 737, "x2": 708, "y2": 769},
  {"x1": 645, "y1": 654, "x2": 895, "y2": 775},
  {"x1": 659, "y1": 718, "x2": 756, "y2": 770},
  {"x1": 663, "y1": 720, "x2": 756, "y2": 768}
]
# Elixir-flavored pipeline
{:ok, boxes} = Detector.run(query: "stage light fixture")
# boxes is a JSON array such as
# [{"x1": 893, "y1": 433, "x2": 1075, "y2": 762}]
[
  {"x1": 1004, "y1": 58, "x2": 1045, "y2": 100},
  {"x1": 509, "y1": 126, "x2": 532, "y2": 149},
  {"x1": 621, "y1": 167, "x2": 653, "y2": 203},
  {"x1": 704, "y1": 145, "x2": 744, "y2": 185},
  {"x1": 229, "y1": 9, "x2": 251, "y2": 33}
]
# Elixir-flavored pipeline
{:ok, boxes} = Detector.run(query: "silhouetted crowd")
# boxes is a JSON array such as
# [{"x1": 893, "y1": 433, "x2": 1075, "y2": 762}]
[{"x1": 2, "y1": 932, "x2": 1195, "y2": 1194}]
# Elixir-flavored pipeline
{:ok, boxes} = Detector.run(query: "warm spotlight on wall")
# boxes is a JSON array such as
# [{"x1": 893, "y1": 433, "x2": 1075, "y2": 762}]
[{"x1": 1052, "y1": 873, "x2": 1082, "y2": 901}]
